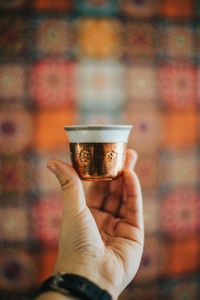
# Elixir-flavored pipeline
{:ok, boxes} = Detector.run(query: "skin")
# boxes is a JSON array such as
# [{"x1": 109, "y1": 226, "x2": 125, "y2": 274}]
[{"x1": 35, "y1": 149, "x2": 144, "y2": 300}]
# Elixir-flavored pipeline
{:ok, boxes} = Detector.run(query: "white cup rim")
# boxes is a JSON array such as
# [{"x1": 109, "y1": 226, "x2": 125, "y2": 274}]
[
  {"x1": 64, "y1": 125, "x2": 133, "y2": 131},
  {"x1": 64, "y1": 125, "x2": 133, "y2": 143}
]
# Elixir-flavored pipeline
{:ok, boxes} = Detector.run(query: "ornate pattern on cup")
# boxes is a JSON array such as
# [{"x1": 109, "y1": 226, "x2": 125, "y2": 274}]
[
  {"x1": 70, "y1": 142, "x2": 126, "y2": 181},
  {"x1": 64, "y1": 125, "x2": 133, "y2": 181}
]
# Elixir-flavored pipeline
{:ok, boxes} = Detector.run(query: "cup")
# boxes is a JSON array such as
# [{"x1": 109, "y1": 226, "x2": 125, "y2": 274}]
[{"x1": 64, "y1": 125, "x2": 133, "y2": 181}]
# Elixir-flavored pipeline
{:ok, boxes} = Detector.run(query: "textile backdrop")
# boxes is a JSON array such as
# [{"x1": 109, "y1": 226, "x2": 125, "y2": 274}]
[{"x1": 0, "y1": 0, "x2": 200, "y2": 299}]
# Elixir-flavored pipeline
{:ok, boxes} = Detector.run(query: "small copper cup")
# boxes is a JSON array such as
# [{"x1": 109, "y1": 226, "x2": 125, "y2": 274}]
[{"x1": 64, "y1": 125, "x2": 133, "y2": 181}]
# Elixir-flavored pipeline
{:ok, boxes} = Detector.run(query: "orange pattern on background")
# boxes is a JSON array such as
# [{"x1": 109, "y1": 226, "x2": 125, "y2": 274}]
[
  {"x1": 33, "y1": 109, "x2": 76, "y2": 150},
  {"x1": 162, "y1": 112, "x2": 198, "y2": 148},
  {"x1": 39, "y1": 250, "x2": 58, "y2": 283},
  {"x1": 159, "y1": 0, "x2": 195, "y2": 18},
  {"x1": 34, "y1": 0, "x2": 72, "y2": 11},
  {"x1": 79, "y1": 19, "x2": 120, "y2": 57},
  {"x1": 166, "y1": 237, "x2": 199, "y2": 275}
]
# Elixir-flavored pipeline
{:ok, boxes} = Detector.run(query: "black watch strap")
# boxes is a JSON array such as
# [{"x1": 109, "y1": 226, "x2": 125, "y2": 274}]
[{"x1": 34, "y1": 273, "x2": 112, "y2": 300}]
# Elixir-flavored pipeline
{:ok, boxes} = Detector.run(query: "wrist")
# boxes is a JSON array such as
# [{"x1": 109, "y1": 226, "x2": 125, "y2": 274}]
[
  {"x1": 35, "y1": 273, "x2": 113, "y2": 300},
  {"x1": 53, "y1": 256, "x2": 116, "y2": 299},
  {"x1": 36, "y1": 291, "x2": 79, "y2": 300}
]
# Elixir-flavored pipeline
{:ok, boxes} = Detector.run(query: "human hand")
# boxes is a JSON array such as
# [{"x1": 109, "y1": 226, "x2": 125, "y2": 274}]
[{"x1": 47, "y1": 149, "x2": 144, "y2": 300}]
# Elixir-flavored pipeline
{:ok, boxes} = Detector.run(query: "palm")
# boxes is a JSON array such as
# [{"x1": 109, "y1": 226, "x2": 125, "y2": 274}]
[
  {"x1": 86, "y1": 150, "x2": 144, "y2": 284},
  {"x1": 51, "y1": 149, "x2": 144, "y2": 299}
]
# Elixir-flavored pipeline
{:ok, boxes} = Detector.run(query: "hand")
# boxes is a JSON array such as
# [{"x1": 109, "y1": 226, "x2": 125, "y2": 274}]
[{"x1": 47, "y1": 149, "x2": 144, "y2": 300}]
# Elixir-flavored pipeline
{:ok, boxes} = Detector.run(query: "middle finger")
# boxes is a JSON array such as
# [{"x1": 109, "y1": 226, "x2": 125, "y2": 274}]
[{"x1": 101, "y1": 149, "x2": 138, "y2": 215}]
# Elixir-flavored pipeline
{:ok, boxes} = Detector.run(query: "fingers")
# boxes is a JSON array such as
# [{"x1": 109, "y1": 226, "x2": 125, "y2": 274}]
[
  {"x1": 101, "y1": 149, "x2": 138, "y2": 216},
  {"x1": 124, "y1": 149, "x2": 138, "y2": 170},
  {"x1": 119, "y1": 169, "x2": 144, "y2": 230},
  {"x1": 101, "y1": 176, "x2": 122, "y2": 215},
  {"x1": 108, "y1": 149, "x2": 138, "y2": 197},
  {"x1": 87, "y1": 149, "x2": 138, "y2": 215},
  {"x1": 86, "y1": 180, "x2": 109, "y2": 209},
  {"x1": 47, "y1": 159, "x2": 86, "y2": 217}
]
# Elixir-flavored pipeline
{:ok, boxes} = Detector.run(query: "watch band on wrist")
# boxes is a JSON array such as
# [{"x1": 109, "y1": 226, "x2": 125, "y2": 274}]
[{"x1": 34, "y1": 273, "x2": 112, "y2": 300}]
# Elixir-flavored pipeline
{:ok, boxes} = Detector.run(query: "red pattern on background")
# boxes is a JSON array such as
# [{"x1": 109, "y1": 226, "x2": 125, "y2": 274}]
[
  {"x1": 32, "y1": 195, "x2": 63, "y2": 247},
  {"x1": 30, "y1": 60, "x2": 77, "y2": 108},
  {"x1": 160, "y1": 188, "x2": 200, "y2": 239},
  {"x1": 159, "y1": 63, "x2": 197, "y2": 109}
]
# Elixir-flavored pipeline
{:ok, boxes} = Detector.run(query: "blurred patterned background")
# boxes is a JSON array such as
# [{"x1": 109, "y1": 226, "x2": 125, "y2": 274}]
[{"x1": 0, "y1": 0, "x2": 200, "y2": 299}]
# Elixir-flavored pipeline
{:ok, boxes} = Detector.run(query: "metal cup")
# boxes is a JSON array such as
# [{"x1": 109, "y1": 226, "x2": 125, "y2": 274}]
[{"x1": 64, "y1": 125, "x2": 133, "y2": 181}]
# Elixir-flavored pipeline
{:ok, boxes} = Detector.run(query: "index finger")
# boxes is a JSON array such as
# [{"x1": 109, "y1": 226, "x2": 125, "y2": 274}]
[
  {"x1": 118, "y1": 169, "x2": 144, "y2": 230},
  {"x1": 108, "y1": 149, "x2": 138, "y2": 197},
  {"x1": 86, "y1": 149, "x2": 138, "y2": 211}
]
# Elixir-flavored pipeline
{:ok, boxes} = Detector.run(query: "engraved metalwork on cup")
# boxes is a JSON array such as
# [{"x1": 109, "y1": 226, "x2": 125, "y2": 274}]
[
  {"x1": 70, "y1": 142, "x2": 126, "y2": 181},
  {"x1": 79, "y1": 148, "x2": 91, "y2": 166},
  {"x1": 64, "y1": 125, "x2": 133, "y2": 181},
  {"x1": 107, "y1": 150, "x2": 117, "y2": 161}
]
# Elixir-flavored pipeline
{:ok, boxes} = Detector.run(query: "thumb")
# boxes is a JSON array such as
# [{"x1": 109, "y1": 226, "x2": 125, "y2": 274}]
[{"x1": 47, "y1": 159, "x2": 86, "y2": 217}]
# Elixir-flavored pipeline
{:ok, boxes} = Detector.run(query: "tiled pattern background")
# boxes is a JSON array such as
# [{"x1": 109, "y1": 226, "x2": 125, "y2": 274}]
[{"x1": 0, "y1": 0, "x2": 200, "y2": 299}]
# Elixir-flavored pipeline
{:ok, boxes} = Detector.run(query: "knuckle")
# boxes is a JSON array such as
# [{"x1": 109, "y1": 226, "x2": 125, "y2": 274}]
[{"x1": 60, "y1": 178, "x2": 74, "y2": 191}]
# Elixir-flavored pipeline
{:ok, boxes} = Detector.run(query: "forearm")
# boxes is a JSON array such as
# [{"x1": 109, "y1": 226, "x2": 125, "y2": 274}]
[{"x1": 35, "y1": 291, "x2": 80, "y2": 300}]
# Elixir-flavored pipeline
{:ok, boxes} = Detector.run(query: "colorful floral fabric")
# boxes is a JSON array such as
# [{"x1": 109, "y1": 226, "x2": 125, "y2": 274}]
[
  {"x1": 0, "y1": 1, "x2": 200, "y2": 299},
  {"x1": 32, "y1": 195, "x2": 63, "y2": 247},
  {"x1": 122, "y1": 22, "x2": 155, "y2": 61},
  {"x1": 30, "y1": 60, "x2": 77, "y2": 108},
  {"x1": 78, "y1": 19, "x2": 120, "y2": 57},
  {"x1": 34, "y1": 18, "x2": 73, "y2": 56},
  {"x1": 75, "y1": 0, "x2": 120, "y2": 16},
  {"x1": 78, "y1": 60, "x2": 125, "y2": 110}
]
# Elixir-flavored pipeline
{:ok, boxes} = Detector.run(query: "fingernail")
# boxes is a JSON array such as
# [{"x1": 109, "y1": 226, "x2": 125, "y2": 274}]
[{"x1": 47, "y1": 162, "x2": 58, "y2": 174}]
